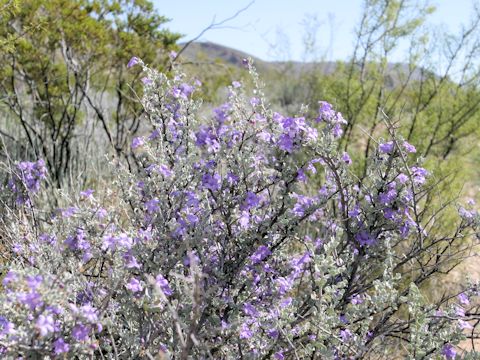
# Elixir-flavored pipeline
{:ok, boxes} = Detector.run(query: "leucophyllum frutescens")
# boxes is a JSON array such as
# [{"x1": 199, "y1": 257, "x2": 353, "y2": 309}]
[{"x1": 1, "y1": 57, "x2": 479, "y2": 359}]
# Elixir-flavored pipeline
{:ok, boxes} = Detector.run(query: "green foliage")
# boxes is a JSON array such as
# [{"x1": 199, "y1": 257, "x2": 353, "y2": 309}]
[{"x1": 0, "y1": 0, "x2": 180, "y2": 185}]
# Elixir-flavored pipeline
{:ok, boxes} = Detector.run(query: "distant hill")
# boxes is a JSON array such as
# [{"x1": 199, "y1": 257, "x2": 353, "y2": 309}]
[{"x1": 178, "y1": 41, "x2": 432, "y2": 89}]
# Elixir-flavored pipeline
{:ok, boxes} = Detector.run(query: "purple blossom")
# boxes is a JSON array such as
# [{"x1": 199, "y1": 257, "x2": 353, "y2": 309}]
[
  {"x1": 61, "y1": 207, "x2": 77, "y2": 218},
  {"x1": 124, "y1": 252, "x2": 141, "y2": 269},
  {"x1": 72, "y1": 324, "x2": 90, "y2": 341},
  {"x1": 277, "y1": 134, "x2": 294, "y2": 152},
  {"x1": 53, "y1": 338, "x2": 70, "y2": 355},
  {"x1": 213, "y1": 103, "x2": 232, "y2": 124},
  {"x1": 227, "y1": 172, "x2": 240, "y2": 185},
  {"x1": 9, "y1": 159, "x2": 47, "y2": 203},
  {"x1": 238, "y1": 211, "x2": 250, "y2": 229},
  {"x1": 397, "y1": 173, "x2": 409, "y2": 184},
  {"x1": 232, "y1": 81, "x2": 241, "y2": 88},
  {"x1": 455, "y1": 306, "x2": 465, "y2": 317},
  {"x1": 379, "y1": 141, "x2": 394, "y2": 153},
  {"x1": 127, "y1": 56, "x2": 140, "y2": 68},
  {"x1": 155, "y1": 274, "x2": 173, "y2": 296},
  {"x1": 458, "y1": 319, "x2": 472, "y2": 330},
  {"x1": 242, "y1": 191, "x2": 260, "y2": 210},
  {"x1": 239, "y1": 323, "x2": 253, "y2": 339},
  {"x1": 250, "y1": 97, "x2": 260, "y2": 107},
  {"x1": 35, "y1": 314, "x2": 54, "y2": 337},
  {"x1": 80, "y1": 304, "x2": 98, "y2": 323},
  {"x1": 2, "y1": 271, "x2": 17, "y2": 287},
  {"x1": 80, "y1": 189, "x2": 94, "y2": 199},
  {"x1": 442, "y1": 344, "x2": 456, "y2": 359},
  {"x1": 202, "y1": 173, "x2": 221, "y2": 192},
  {"x1": 250, "y1": 245, "x2": 271, "y2": 264},
  {"x1": 276, "y1": 276, "x2": 294, "y2": 295},
  {"x1": 126, "y1": 278, "x2": 143, "y2": 293},
  {"x1": 350, "y1": 294, "x2": 363, "y2": 305},
  {"x1": 145, "y1": 199, "x2": 160, "y2": 214},
  {"x1": 172, "y1": 83, "x2": 194, "y2": 99},
  {"x1": 342, "y1": 152, "x2": 352, "y2": 165},
  {"x1": 141, "y1": 77, "x2": 153, "y2": 85},
  {"x1": 317, "y1": 101, "x2": 335, "y2": 122},
  {"x1": 17, "y1": 291, "x2": 43, "y2": 310},
  {"x1": 340, "y1": 329, "x2": 352, "y2": 341},
  {"x1": 131, "y1": 137, "x2": 144, "y2": 149},
  {"x1": 267, "y1": 328, "x2": 279, "y2": 339},
  {"x1": 0, "y1": 317, "x2": 14, "y2": 336},
  {"x1": 458, "y1": 293, "x2": 470, "y2": 305},
  {"x1": 355, "y1": 230, "x2": 376, "y2": 247},
  {"x1": 243, "y1": 303, "x2": 259, "y2": 317},
  {"x1": 411, "y1": 166, "x2": 428, "y2": 185},
  {"x1": 403, "y1": 141, "x2": 417, "y2": 153}
]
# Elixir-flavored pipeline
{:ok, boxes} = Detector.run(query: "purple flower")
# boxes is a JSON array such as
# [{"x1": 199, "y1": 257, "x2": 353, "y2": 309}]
[
  {"x1": 355, "y1": 230, "x2": 376, "y2": 247},
  {"x1": 274, "y1": 352, "x2": 284, "y2": 360},
  {"x1": 458, "y1": 293, "x2": 470, "y2": 306},
  {"x1": 232, "y1": 81, "x2": 241, "y2": 88},
  {"x1": 202, "y1": 173, "x2": 221, "y2": 192},
  {"x1": 35, "y1": 314, "x2": 54, "y2": 337},
  {"x1": 2, "y1": 271, "x2": 17, "y2": 287},
  {"x1": 17, "y1": 291, "x2": 43, "y2": 310},
  {"x1": 141, "y1": 77, "x2": 153, "y2": 85},
  {"x1": 53, "y1": 338, "x2": 70, "y2": 355},
  {"x1": 317, "y1": 101, "x2": 335, "y2": 122},
  {"x1": 27, "y1": 275, "x2": 43, "y2": 290},
  {"x1": 458, "y1": 319, "x2": 472, "y2": 330},
  {"x1": 397, "y1": 173, "x2": 409, "y2": 184},
  {"x1": 250, "y1": 245, "x2": 271, "y2": 264},
  {"x1": 127, "y1": 56, "x2": 140, "y2": 68},
  {"x1": 411, "y1": 166, "x2": 428, "y2": 185},
  {"x1": 126, "y1": 278, "x2": 143, "y2": 293},
  {"x1": 403, "y1": 141, "x2": 416, "y2": 153},
  {"x1": 124, "y1": 252, "x2": 141, "y2": 269},
  {"x1": 61, "y1": 207, "x2": 77, "y2": 218},
  {"x1": 72, "y1": 324, "x2": 90, "y2": 341},
  {"x1": 239, "y1": 323, "x2": 253, "y2": 339},
  {"x1": 155, "y1": 274, "x2": 173, "y2": 296},
  {"x1": 0, "y1": 317, "x2": 14, "y2": 336},
  {"x1": 379, "y1": 141, "x2": 394, "y2": 153},
  {"x1": 455, "y1": 306, "x2": 465, "y2": 317},
  {"x1": 350, "y1": 294, "x2": 363, "y2": 305},
  {"x1": 81, "y1": 304, "x2": 98, "y2": 323},
  {"x1": 340, "y1": 329, "x2": 352, "y2": 341},
  {"x1": 80, "y1": 189, "x2": 94, "y2": 199},
  {"x1": 276, "y1": 276, "x2": 294, "y2": 295},
  {"x1": 442, "y1": 344, "x2": 456, "y2": 359},
  {"x1": 342, "y1": 152, "x2": 352, "y2": 165},
  {"x1": 242, "y1": 192, "x2": 260, "y2": 210},
  {"x1": 243, "y1": 303, "x2": 259, "y2": 317},
  {"x1": 250, "y1": 97, "x2": 260, "y2": 107},
  {"x1": 238, "y1": 211, "x2": 250, "y2": 229},
  {"x1": 277, "y1": 134, "x2": 294, "y2": 152},
  {"x1": 145, "y1": 199, "x2": 160, "y2": 214},
  {"x1": 227, "y1": 172, "x2": 239, "y2": 185},
  {"x1": 131, "y1": 137, "x2": 144, "y2": 149},
  {"x1": 172, "y1": 83, "x2": 194, "y2": 99}
]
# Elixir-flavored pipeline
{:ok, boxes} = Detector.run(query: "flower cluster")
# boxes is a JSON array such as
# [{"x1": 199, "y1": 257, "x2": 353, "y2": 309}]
[
  {"x1": 7, "y1": 159, "x2": 47, "y2": 205},
  {"x1": 1, "y1": 58, "x2": 479, "y2": 359}
]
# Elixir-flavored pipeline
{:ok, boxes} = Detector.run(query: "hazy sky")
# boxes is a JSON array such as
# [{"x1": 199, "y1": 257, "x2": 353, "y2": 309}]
[{"x1": 154, "y1": 0, "x2": 477, "y2": 62}]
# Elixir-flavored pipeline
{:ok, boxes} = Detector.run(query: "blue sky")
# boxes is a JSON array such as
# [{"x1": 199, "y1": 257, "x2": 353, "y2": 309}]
[{"x1": 154, "y1": 0, "x2": 476, "y2": 62}]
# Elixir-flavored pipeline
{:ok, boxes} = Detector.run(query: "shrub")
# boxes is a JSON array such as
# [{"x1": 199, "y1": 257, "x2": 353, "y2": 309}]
[{"x1": 0, "y1": 58, "x2": 479, "y2": 359}]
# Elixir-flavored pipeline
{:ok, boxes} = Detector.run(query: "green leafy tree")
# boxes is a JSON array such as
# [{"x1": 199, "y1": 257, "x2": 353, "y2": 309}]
[{"x1": 0, "y1": 0, "x2": 180, "y2": 186}]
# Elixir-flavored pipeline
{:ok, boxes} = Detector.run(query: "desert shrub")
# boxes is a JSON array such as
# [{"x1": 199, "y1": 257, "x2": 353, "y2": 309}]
[{"x1": 0, "y1": 58, "x2": 479, "y2": 359}]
